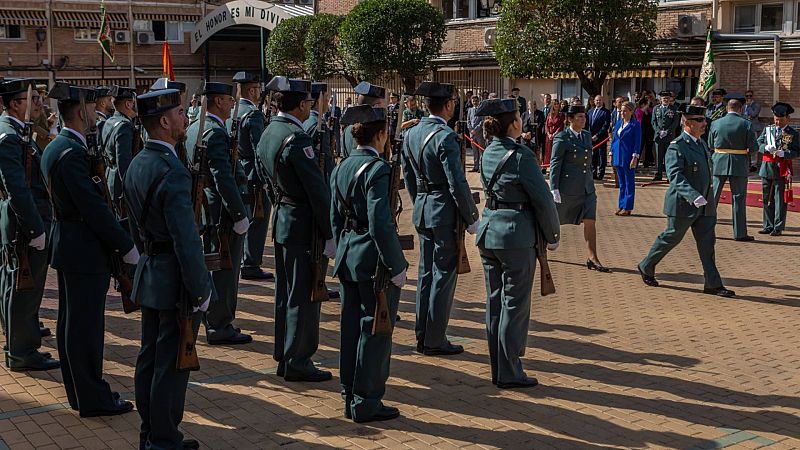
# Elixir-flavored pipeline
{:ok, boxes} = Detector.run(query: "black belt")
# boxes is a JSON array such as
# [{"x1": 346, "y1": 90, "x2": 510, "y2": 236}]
[
  {"x1": 416, "y1": 182, "x2": 448, "y2": 193},
  {"x1": 344, "y1": 218, "x2": 369, "y2": 234},
  {"x1": 485, "y1": 198, "x2": 530, "y2": 211},
  {"x1": 144, "y1": 241, "x2": 172, "y2": 255}
]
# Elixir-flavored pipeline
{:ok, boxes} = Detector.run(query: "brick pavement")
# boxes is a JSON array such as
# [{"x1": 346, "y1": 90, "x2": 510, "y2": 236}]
[{"x1": 1, "y1": 172, "x2": 799, "y2": 450}]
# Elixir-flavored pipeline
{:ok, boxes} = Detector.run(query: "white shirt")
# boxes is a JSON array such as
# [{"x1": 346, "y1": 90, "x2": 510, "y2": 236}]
[
  {"x1": 428, "y1": 114, "x2": 447, "y2": 124},
  {"x1": 356, "y1": 145, "x2": 380, "y2": 157},
  {"x1": 617, "y1": 120, "x2": 629, "y2": 137},
  {"x1": 4, "y1": 114, "x2": 24, "y2": 129},
  {"x1": 62, "y1": 127, "x2": 88, "y2": 148},
  {"x1": 277, "y1": 111, "x2": 304, "y2": 128},
  {"x1": 569, "y1": 127, "x2": 582, "y2": 139},
  {"x1": 207, "y1": 112, "x2": 224, "y2": 125},
  {"x1": 148, "y1": 139, "x2": 177, "y2": 157}
]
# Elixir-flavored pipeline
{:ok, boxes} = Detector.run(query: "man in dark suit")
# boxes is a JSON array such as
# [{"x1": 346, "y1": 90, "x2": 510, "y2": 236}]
[
  {"x1": 587, "y1": 95, "x2": 611, "y2": 180},
  {"x1": 521, "y1": 100, "x2": 545, "y2": 157},
  {"x1": 511, "y1": 87, "x2": 526, "y2": 116}
]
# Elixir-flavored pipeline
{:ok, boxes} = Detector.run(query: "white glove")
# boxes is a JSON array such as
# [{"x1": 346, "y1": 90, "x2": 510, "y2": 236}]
[
  {"x1": 28, "y1": 232, "x2": 46, "y2": 251},
  {"x1": 546, "y1": 241, "x2": 560, "y2": 251},
  {"x1": 122, "y1": 246, "x2": 140, "y2": 265},
  {"x1": 659, "y1": 130, "x2": 667, "y2": 138},
  {"x1": 323, "y1": 238, "x2": 336, "y2": 259},
  {"x1": 466, "y1": 220, "x2": 479, "y2": 235},
  {"x1": 693, "y1": 195, "x2": 708, "y2": 208},
  {"x1": 551, "y1": 189, "x2": 562, "y2": 204},
  {"x1": 233, "y1": 218, "x2": 250, "y2": 235},
  {"x1": 776, "y1": 149, "x2": 785, "y2": 158},
  {"x1": 193, "y1": 292, "x2": 212, "y2": 313},
  {"x1": 764, "y1": 144, "x2": 776, "y2": 153},
  {"x1": 390, "y1": 269, "x2": 407, "y2": 288}
]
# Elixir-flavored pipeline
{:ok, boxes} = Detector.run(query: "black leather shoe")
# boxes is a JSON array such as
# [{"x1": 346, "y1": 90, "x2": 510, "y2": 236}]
[
  {"x1": 758, "y1": 228, "x2": 773, "y2": 234},
  {"x1": 586, "y1": 259, "x2": 611, "y2": 273},
  {"x1": 37, "y1": 351, "x2": 52, "y2": 359},
  {"x1": 241, "y1": 268, "x2": 275, "y2": 281},
  {"x1": 770, "y1": 230, "x2": 782, "y2": 236},
  {"x1": 734, "y1": 236, "x2": 755, "y2": 242},
  {"x1": 415, "y1": 342, "x2": 423, "y2": 354},
  {"x1": 8, "y1": 354, "x2": 60, "y2": 372},
  {"x1": 39, "y1": 322, "x2": 51, "y2": 337},
  {"x1": 422, "y1": 342, "x2": 464, "y2": 356},
  {"x1": 703, "y1": 287, "x2": 735, "y2": 298},
  {"x1": 276, "y1": 361, "x2": 285, "y2": 377},
  {"x1": 182, "y1": 439, "x2": 200, "y2": 449},
  {"x1": 497, "y1": 377, "x2": 539, "y2": 389},
  {"x1": 328, "y1": 289, "x2": 340, "y2": 300},
  {"x1": 637, "y1": 265, "x2": 659, "y2": 287},
  {"x1": 79, "y1": 399, "x2": 134, "y2": 418},
  {"x1": 284, "y1": 368, "x2": 333, "y2": 382},
  {"x1": 207, "y1": 332, "x2": 253, "y2": 346},
  {"x1": 353, "y1": 405, "x2": 400, "y2": 423},
  {"x1": 396, "y1": 314, "x2": 401, "y2": 322},
  {"x1": 651, "y1": 175, "x2": 663, "y2": 181}
]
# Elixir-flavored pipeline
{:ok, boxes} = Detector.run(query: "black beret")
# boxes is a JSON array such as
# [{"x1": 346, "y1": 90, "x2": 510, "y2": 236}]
[
  {"x1": 414, "y1": 81, "x2": 455, "y2": 99},
  {"x1": 109, "y1": 85, "x2": 137, "y2": 99},
  {"x1": 354, "y1": 81, "x2": 385, "y2": 99},
  {"x1": 48, "y1": 82, "x2": 97, "y2": 103},
  {"x1": 232, "y1": 71, "x2": 258, "y2": 84},
  {"x1": 771, "y1": 102, "x2": 794, "y2": 117},
  {"x1": 95, "y1": 86, "x2": 112, "y2": 97},
  {"x1": 711, "y1": 88, "x2": 727, "y2": 96},
  {"x1": 0, "y1": 78, "x2": 35, "y2": 97},
  {"x1": 724, "y1": 92, "x2": 746, "y2": 103},
  {"x1": 680, "y1": 104, "x2": 707, "y2": 116},
  {"x1": 137, "y1": 89, "x2": 181, "y2": 117},
  {"x1": 474, "y1": 99, "x2": 517, "y2": 117},
  {"x1": 566, "y1": 104, "x2": 585, "y2": 115},
  {"x1": 151, "y1": 78, "x2": 186, "y2": 93},
  {"x1": 265, "y1": 76, "x2": 310, "y2": 94},
  {"x1": 310, "y1": 82, "x2": 328, "y2": 99},
  {"x1": 340, "y1": 105, "x2": 387, "y2": 126},
  {"x1": 658, "y1": 90, "x2": 673, "y2": 97},
  {"x1": 203, "y1": 82, "x2": 233, "y2": 96}
]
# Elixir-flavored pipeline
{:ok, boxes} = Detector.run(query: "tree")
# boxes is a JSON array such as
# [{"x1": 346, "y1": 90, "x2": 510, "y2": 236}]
[
  {"x1": 495, "y1": 0, "x2": 658, "y2": 97},
  {"x1": 265, "y1": 15, "x2": 313, "y2": 77},
  {"x1": 305, "y1": 13, "x2": 359, "y2": 86},
  {"x1": 339, "y1": 0, "x2": 446, "y2": 93}
]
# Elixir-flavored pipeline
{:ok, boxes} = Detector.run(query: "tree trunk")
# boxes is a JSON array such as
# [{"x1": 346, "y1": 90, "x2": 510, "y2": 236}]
[
  {"x1": 342, "y1": 73, "x2": 360, "y2": 88},
  {"x1": 576, "y1": 71, "x2": 608, "y2": 99},
  {"x1": 402, "y1": 75, "x2": 417, "y2": 96}
]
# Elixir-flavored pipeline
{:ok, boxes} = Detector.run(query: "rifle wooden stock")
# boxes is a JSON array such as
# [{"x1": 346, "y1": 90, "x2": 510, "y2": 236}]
[
  {"x1": 15, "y1": 90, "x2": 36, "y2": 293},
  {"x1": 309, "y1": 103, "x2": 329, "y2": 303},
  {"x1": 176, "y1": 314, "x2": 200, "y2": 371},
  {"x1": 455, "y1": 88, "x2": 472, "y2": 275},
  {"x1": 537, "y1": 252, "x2": 555, "y2": 296},
  {"x1": 110, "y1": 255, "x2": 138, "y2": 313},
  {"x1": 14, "y1": 240, "x2": 34, "y2": 292},
  {"x1": 217, "y1": 216, "x2": 233, "y2": 271},
  {"x1": 252, "y1": 185, "x2": 265, "y2": 220},
  {"x1": 372, "y1": 286, "x2": 392, "y2": 336},
  {"x1": 204, "y1": 252, "x2": 222, "y2": 272}
]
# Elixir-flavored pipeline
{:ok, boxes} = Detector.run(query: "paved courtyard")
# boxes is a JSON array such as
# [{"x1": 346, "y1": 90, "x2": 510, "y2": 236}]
[{"x1": 1, "y1": 172, "x2": 799, "y2": 450}]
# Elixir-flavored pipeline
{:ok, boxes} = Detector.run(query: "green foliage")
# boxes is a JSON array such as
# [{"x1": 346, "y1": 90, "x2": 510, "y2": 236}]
[
  {"x1": 265, "y1": 15, "x2": 313, "y2": 77},
  {"x1": 495, "y1": 0, "x2": 658, "y2": 96},
  {"x1": 339, "y1": 0, "x2": 446, "y2": 92},
  {"x1": 305, "y1": 13, "x2": 357, "y2": 85}
]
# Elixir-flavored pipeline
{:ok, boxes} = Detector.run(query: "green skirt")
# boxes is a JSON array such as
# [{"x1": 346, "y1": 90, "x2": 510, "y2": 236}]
[{"x1": 556, "y1": 192, "x2": 597, "y2": 225}]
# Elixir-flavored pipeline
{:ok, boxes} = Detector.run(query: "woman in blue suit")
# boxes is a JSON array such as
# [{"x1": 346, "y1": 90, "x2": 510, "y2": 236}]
[{"x1": 611, "y1": 101, "x2": 642, "y2": 215}]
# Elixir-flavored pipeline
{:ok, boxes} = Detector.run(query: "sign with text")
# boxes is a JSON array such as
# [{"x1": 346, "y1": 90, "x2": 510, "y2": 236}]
[{"x1": 190, "y1": 0, "x2": 293, "y2": 53}]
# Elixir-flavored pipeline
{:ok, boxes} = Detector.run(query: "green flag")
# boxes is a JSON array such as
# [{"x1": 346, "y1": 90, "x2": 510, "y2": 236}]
[
  {"x1": 696, "y1": 27, "x2": 715, "y2": 98},
  {"x1": 97, "y1": 0, "x2": 115, "y2": 63}
]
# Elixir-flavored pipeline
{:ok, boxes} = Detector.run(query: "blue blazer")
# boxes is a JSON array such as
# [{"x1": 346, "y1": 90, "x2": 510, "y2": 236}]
[
  {"x1": 611, "y1": 118, "x2": 642, "y2": 167},
  {"x1": 587, "y1": 107, "x2": 611, "y2": 140}
]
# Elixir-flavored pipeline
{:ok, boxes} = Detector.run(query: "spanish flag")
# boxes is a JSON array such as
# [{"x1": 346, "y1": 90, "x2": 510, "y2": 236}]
[{"x1": 162, "y1": 42, "x2": 175, "y2": 81}]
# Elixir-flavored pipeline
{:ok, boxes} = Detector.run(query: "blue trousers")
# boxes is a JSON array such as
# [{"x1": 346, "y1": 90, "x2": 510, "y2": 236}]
[{"x1": 615, "y1": 165, "x2": 636, "y2": 210}]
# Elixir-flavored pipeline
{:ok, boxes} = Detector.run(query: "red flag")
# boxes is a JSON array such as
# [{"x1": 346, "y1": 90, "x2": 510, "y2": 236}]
[{"x1": 162, "y1": 42, "x2": 175, "y2": 81}]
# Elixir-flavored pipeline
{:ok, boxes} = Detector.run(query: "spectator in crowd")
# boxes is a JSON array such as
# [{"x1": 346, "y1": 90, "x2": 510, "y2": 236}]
[
  {"x1": 511, "y1": 87, "x2": 526, "y2": 116},
  {"x1": 481, "y1": 90, "x2": 490, "y2": 100},
  {"x1": 489, "y1": 92, "x2": 499, "y2": 99},
  {"x1": 610, "y1": 96, "x2": 627, "y2": 130},
  {"x1": 467, "y1": 95, "x2": 485, "y2": 172},
  {"x1": 611, "y1": 101, "x2": 642, "y2": 216},
  {"x1": 637, "y1": 98, "x2": 655, "y2": 167},
  {"x1": 187, "y1": 93, "x2": 200, "y2": 123},
  {"x1": 559, "y1": 99, "x2": 569, "y2": 114},
  {"x1": 521, "y1": 99, "x2": 545, "y2": 160},
  {"x1": 400, "y1": 96, "x2": 426, "y2": 137},
  {"x1": 744, "y1": 89, "x2": 763, "y2": 170},
  {"x1": 542, "y1": 94, "x2": 553, "y2": 117},
  {"x1": 544, "y1": 101, "x2": 565, "y2": 169},
  {"x1": 587, "y1": 95, "x2": 611, "y2": 180},
  {"x1": 343, "y1": 96, "x2": 353, "y2": 114}
]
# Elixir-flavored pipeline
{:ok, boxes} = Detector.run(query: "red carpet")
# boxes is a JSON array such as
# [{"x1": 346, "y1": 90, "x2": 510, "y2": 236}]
[{"x1": 717, "y1": 180, "x2": 800, "y2": 213}]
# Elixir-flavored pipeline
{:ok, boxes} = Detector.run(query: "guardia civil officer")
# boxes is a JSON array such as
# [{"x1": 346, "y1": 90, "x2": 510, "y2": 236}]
[
  {"x1": 102, "y1": 85, "x2": 139, "y2": 221},
  {"x1": 255, "y1": 76, "x2": 336, "y2": 382},
  {"x1": 707, "y1": 93, "x2": 758, "y2": 241},
  {"x1": 126, "y1": 89, "x2": 210, "y2": 450},
  {"x1": 95, "y1": 86, "x2": 113, "y2": 150},
  {"x1": 185, "y1": 81, "x2": 251, "y2": 345},
  {"x1": 330, "y1": 104, "x2": 408, "y2": 422},
  {"x1": 0, "y1": 78, "x2": 57, "y2": 371},
  {"x1": 230, "y1": 72, "x2": 274, "y2": 281},
  {"x1": 42, "y1": 82, "x2": 139, "y2": 416},
  {"x1": 401, "y1": 81, "x2": 480, "y2": 356},
  {"x1": 341, "y1": 81, "x2": 386, "y2": 159},
  {"x1": 150, "y1": 78, "x2": 187, "y2": 156},
  {"x1": 476, "y1": 99, "x2": 560, "y2": 388},
  {"x1": 757, "y1": 102, "x2": 799, "y2": 236},
  {"x1": 652, "y1": 90, "x2": 681, "y2": 181},
  {"x1": 550, "y1": 104, "x2": 611, "y2": 273},
  {"x1": 706, "y1": 88, "x2": 727, "y2": 122},
  {"x1": 638, "y1": 104, "x2": 735, "y2": 297}
]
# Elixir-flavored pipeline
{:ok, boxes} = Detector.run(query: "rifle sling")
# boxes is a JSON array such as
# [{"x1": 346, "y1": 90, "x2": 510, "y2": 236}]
[
  {"x1": 136, "y1": 165, "x2": 171, "y2": 249},
  {"x1": 264, "y1": 134, "x2": 297, "y2": 204},
  {"x1": 484, "y1": 147, "x2": 518, "y2": 199},
  {"x1": 406, "y1": 127, "x2": 445, "y2": 188},
  {"x1": 336, "y1": 158, "x2": 380, "y2": 229}
]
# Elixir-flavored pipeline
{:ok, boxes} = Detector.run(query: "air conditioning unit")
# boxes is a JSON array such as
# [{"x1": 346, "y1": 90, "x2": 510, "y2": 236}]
[
  {"x1": 677, "y1": 14, "x2": 705, "y2": 37},
  {"x1": 136, "y1": 31, "x2": 155, "y2": 45},
  {"x1": 484, "y1": 27, "x2": 495, "y2": 48},
  {"x1": 114, "y1": 30, "x2": 130, "y2": 43}
]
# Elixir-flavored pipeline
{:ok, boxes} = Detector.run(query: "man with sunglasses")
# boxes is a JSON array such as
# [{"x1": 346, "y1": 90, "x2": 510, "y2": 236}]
[{"x1": 638, "y1": 104, "x2": 735, "y2": 298}]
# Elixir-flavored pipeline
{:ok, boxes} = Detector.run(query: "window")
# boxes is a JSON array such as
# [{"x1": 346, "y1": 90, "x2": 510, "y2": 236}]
[
  {"x1": 443, "y1": 0, "x2": 470, "y2": 20},
  {"x1": 133, "y1": 20, "x2": 182, "y2": 42},
  {"x1": 443, "y1": 0, "x2": 500, "y2": 20},
  {"x1": 74, "y1": 28, "x2": 98, "y2": 41},
  {"x1": 0, "y1": 25, "x2": 23, "y2": 40},
  {"x1": 477, "y1": 0, "x2": 501, "y2": 18},
  {"x1": 734, "y1": 3, "x2": 783, "y2": 33}
]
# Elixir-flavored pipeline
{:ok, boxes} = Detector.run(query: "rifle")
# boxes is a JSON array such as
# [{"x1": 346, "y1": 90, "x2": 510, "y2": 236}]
[
  {"x1": 176, "y1": 279, "x2": 200, "y2": 372},
  {"x1": 535, "y1": 224, "x2": 555, "y2": 296},
  {"x1": 328, "y1": 89, "x2": 339, "y2": 159},
  {"x1": 250, "y1": 90, "x2": 269, "y2": 221},
  {"x1": 132, "y1": 97, "x2": 144, "y2": 157},
  {"x1": 310, "y1": 92, "x2": 330, "y2": 303},
  {"x1": 214, "y1": 88, "x2": 243, "y2": 272},
  {"x1": 80, "y1": 91, "x2": 138, "y2": 314},
  {"x1": 455, "y1": 88, "x2": 475, "y2": 275},
  {"x1": 13, "y1": 84, "x2": 35, "y2": 292}
]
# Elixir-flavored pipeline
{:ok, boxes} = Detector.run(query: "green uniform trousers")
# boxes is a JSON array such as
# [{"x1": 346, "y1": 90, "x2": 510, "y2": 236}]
[
  {"x1": 415, "y1": 225, "x2": 458, "y2": 349},
  {"x1": 479, "y1": 247, "x2": 535, "y2": 385},
  {"x1": 712, "y1": 175, "x2": 749, "y2": 239},
  {"x1": 339, "y1": 280, "x2": 400, "y2": 421},
  {"x1": 761, "y1": 177, "x2": 787, "y2": 232},
  {"x1": 274, "y1": 242, "x2": 321, "y2": 377},
  {"x1": 135, "y1": 306, "x2": 192, "y2": 450},
  {"x1": 2, "y1": 242, "x2": 47, "y2": 364},
  {"x1": 203, "y1": 228, "x2": 245, "y2": 340},
  {"x1": 56, "y1": 270, "x2": 118, "y2": 413},
  {"x1": 241, "y1": 159, "x2": 271, "y2": 270},
  {"x1": 640, "y1": 215, "x2": 723, "y2": 289}
]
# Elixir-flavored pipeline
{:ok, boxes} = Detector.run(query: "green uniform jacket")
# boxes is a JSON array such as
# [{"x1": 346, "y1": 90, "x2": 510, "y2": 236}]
[
  {"x1": 706, "y1": 103, "x2": 727, "y2": 122},
  {"x1": 101, "y1": 111, "x2": 135, "y2": 207},
  {"x1": 662, "y1": 131, "x2": 716, "y2": 218},
  {"x1": 549, "y1": 128, "x2": 594, "y2": 195},
  {"x1": 708, "y1": 112, "x2": 758, "y2": 177},
  {"x1": 255, "y1": 114, "x2": 332, "y2": 245},
  {"x1": 124, "y1": 141, "x2": 213, "y2": 310},
  {"x1": 41, "y1": 129, "x2": 134, "y2": 273},
  {"x1": 341, "y1": 124, "x2": 355, "y2": 159},
  {"x1": 400, "y1": 116, "x2": 479, "y2": 228},
  {"x1": 330, "y1": 147, "x2": 407, "y2": 282},
  {"x1": 652, "y1": 104, "x2": 681, "y2": 142},
  {"x1": 96, "y1": 112, "x2": 109, "y2": 151},
  {"x1": 478, "y1": 137, "x2": 560, "y2": 249},
  {"x1": 185, "y1": 114, "x2": 248, "y2": 224},
  {"x1": 303, "y1": 111, "x2": 335, "y2": 180},
  {"x1": 757, "y1": 124, "x2": 800, "y2": 180},
  {"x1": 228, "y1": 98, "x2": 265, "y2": 162},
  {"x1": 0, "y1": 115, "x2": 49, "y2": 243}
]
